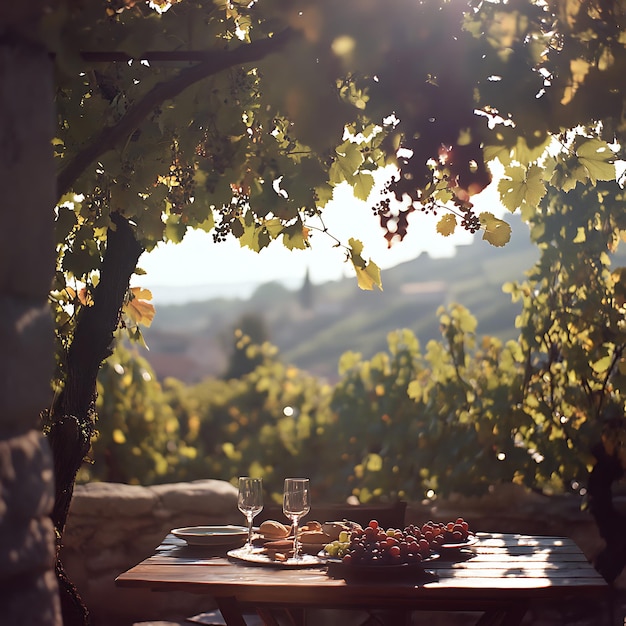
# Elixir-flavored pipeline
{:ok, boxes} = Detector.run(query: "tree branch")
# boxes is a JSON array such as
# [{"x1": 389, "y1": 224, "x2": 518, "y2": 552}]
[{"x1": 57, "y1": 28, "x2": 297, "y2": 200}]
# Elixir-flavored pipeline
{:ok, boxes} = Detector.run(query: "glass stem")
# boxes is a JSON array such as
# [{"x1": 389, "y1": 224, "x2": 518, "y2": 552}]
[
  {"x1": 292, "y1": 517, "x2": 299, "y2": 560},
  {"x1": 247, "y1": 514, "x2": 254, "y2": 549}
]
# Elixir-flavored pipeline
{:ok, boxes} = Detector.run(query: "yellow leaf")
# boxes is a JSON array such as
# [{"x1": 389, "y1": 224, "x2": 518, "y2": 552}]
[
  {"x1": 437, "y1": 214, "x2": 457, "y2": 237},
  {"x1": 348, "y1": 237, "x2": 365, "y2": 258},
  {"x1": 354, "y1": 260, "x2": 382, "y2": 291},
  {"x1": 130, "y1": 287, "x2": 153, "y2": 301},
  {"x1": 348, "y1": 239, "x2": 381, "y2": 290},
  {"x1": 78, "y1": 287, "x2": 93, "y2": 306},
  {"x1": 480, "y1": 212, "x2": 511, "y2": 247},
  {"x1": 125, "y1": 288, "x2": 156, "y2": 327}
]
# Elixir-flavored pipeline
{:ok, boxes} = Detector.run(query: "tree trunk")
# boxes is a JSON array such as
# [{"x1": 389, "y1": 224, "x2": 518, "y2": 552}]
[
  {"x1": 47, "y1": 212, "x2": 143, "y2": 626},
  {"x1": 587, "y1": 442, "x2": 626, "y2": 583}
]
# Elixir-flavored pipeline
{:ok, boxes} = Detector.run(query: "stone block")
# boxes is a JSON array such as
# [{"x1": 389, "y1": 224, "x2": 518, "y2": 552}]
[
  {"x1": 149, "y1": 479, "x2": 237, "y2": 516},
  {"x1": 69, "y1": 482, "x2": 157, "y2": 517}
]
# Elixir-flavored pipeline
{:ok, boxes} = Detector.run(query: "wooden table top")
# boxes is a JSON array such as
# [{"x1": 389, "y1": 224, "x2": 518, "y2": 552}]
[{"x1": 116, "y1": 532, "x2": 608, "y2": 611}]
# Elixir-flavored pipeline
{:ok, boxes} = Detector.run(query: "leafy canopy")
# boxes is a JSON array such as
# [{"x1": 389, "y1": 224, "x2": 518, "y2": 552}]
[{"x1": 48, "y1": 0, "x2": 626, "y2": 345}]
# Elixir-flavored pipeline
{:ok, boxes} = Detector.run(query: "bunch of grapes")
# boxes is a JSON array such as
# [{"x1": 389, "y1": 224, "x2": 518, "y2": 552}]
[
  {"x1": 341, "y1": 520, "x2": 433, "y2": 566},
  {"x1": 323, "y1": 531, "x2": 351, "y2": 558},
  {"x1": 404, "y1": 517, "x2": 471, "y2": 549}
]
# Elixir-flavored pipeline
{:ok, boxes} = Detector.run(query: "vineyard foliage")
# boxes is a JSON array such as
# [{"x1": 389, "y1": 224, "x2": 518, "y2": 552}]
[
  {"x1": 53, "y1": 0, "x2": 626, "y2": 507},
  {"x1": 85, "y1": 174, "x2": 626, "y2": 504}
]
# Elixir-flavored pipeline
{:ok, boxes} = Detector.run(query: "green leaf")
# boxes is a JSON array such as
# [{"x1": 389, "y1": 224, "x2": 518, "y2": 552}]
[
  {"x1": 238, "y1": 220, "x2": 259, "y2": 251},
  {"x1": 484, "y1": 142, "x2": 512, "y2": 166},
  {"x1": 315, "y1": 183, "x2": 334, "y2": 208},
  {"x1": 264, "y1": 218, "x2": 284, "y2": 239},
  {"x1": 164, "y1": 214, "x2": 186, "y2": 243},
  {"x1": 55, "y1": 205, "x2": 78, "y2": 241},
  {"x1": 282, "y1": 222, "x2": 309, "y2": 250},
  {"x1": 231, "y1": 217, "x2": 244, "y2": 239},
  {"x1": 348, "y1": 237, "x2": 364, "y2": 259},
  {"x1": 590, "y1": 355, "x2": 613, "y2": 373},
  {"x1": 497, "y1": 165, "x2": 546, "y2": 213},
  {"x1": 437, "y1": 214, "x2": 457, "y2": 237},
  {"x1": 329, "y1": 142, "x2": 363, "y2": 185},
  {"x1": 575, "y1": 138, "x2": 615, "y2": 184},
  {"x1": 480, "y1": 212, "x2": 511, "y2": 247},
  {"x1": 352, "y1": 172, "x2": 374, "y2": 201},
  {"x1": 196, "y1": 212, "x2": 215, "y2": 233}
]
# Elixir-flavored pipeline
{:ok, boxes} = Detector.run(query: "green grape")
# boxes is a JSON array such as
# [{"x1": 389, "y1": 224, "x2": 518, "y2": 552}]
[{"x1": 324, "y1": 539, "x2": 350, "y2": 558}]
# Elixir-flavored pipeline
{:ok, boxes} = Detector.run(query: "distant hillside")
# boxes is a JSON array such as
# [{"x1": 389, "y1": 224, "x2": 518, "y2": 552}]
[{"x1": 139, "y1": 216, "x2": 539, "y2": 383}]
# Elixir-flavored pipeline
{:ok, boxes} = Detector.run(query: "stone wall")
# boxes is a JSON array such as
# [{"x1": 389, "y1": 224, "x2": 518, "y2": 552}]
[
  {"x1": 62, "y1": 480, "x2": 242, "y2": 626},
  {"x1": 61, "y1": 480, "x2": 623, "y2": 626}
]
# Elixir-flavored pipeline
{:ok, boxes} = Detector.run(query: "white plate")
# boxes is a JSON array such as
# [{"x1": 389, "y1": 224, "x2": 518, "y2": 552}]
[
  {"x1": 171, "y1": 526, "x2": 248, "y2": 547},
  {"x1": 227, "y1": 547, "x2": 325, "y2": 568}
]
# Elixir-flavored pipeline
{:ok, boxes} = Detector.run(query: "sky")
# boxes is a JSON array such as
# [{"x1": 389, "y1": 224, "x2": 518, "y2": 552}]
[{"x1": 137, "y1": 168, "x2": 507, "y2": 304}]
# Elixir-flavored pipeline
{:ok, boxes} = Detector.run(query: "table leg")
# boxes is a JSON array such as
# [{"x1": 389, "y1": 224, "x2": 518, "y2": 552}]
[
  {"x1": 215, "y1": 597, "x2": 249, "y2": 626},
  {"x1": 255, "y1": 607, "x2": 283, "y2": 626},
  {"x1": 474, "y1": 602, "x2": 528, "y2": 626},
  {"x1": 251, "y1": 606, "x2": 306, "y2": 626}
]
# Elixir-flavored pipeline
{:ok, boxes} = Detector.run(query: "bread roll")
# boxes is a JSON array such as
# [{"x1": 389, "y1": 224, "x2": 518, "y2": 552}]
[
  {"x1": 259, "y1": 520, "x2": 290, "y2": 539},
  {"x1": 300, "y1": 530, "x2": 332, "y2": 544}
]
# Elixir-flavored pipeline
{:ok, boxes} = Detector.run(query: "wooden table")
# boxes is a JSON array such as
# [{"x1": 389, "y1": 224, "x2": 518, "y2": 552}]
[{"x1": 116, "y1": 532, "x2": 609, "y2": 626}]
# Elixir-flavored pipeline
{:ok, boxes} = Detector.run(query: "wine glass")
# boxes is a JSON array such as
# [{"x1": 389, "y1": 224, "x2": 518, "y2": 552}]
[
  {"x1": 283, "y1": 478, "x2": 311, "y2": 561},
  {"x1": 238, "y1": 477, "x2": 263, "y2": 551}
]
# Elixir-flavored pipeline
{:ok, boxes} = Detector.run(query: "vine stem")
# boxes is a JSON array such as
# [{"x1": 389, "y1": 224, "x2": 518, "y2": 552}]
[{"x1": 57, "y1": 28, "x2": 297, "y2": 200}]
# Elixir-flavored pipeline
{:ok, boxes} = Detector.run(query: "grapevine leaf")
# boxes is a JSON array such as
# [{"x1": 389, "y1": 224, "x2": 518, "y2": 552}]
[
  {"x1": 480, "y1": 212, "x2": 511, "y2": 247},
  {"x1": 282, "y1": 222, "x2": 309, "y2": 250},
  {"x1": 197, "y1": 213, "x2": 215, "y2": 233},
  {"x1": 239, "y1": 220, "x2": 259, "y2": 251},
  {"x1": 348, "y1": 237, "x2": 365, "y2": 258},
  {"x1": 353, "y1": 172, "x2": 374, "y2": 201},
  {"x1": 231, "y1": 217, "x2": 245, "y2": 239},
  {"x1": 55, "y1": 205, "x2": 78, "y2": 240},
  {"x1": 164, "y1": 214, "x2": 186, "y2": 243},
  {"x1": 497, "y1": 165, "x2": 546, "y2": 213},
  {"x1": 436, "y1": 214, "x2": 457, "y2": 237},
  {"x1": 348, "y1": 238, "x2": 382, "y2": 290},
  {"x1": 484, "y1": 145, "x2": 509, "y2": 166},
  {"x1": 263, "y1": 217, "x2": 284, "y2": 239},
  {"x1": 315, "y1": 183, "x2": 333, "y2": 208},
  {"x1": 354, "y1": 261, "x2": 381, "y2": 291},
  {"x1": 575, "y1": 138, "x2": 615, "y2": 183},
  {"x1": 591, "y1": 355, "x2": 613, "y2": 373},
  {"x1": 329, "y1": 142, "x2": 363, "y2": 185},
  {"x1": 124, "y1": 288, "x2": 155, "y2": 327}
]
